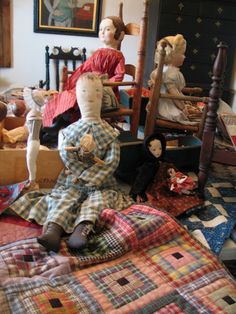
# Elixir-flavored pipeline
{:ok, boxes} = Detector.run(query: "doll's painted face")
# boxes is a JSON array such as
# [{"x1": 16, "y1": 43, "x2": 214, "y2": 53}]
[
  {"x1": 77, "y1": 77, "x2": 103, "y2": 106},
  {"x1": 170, "y1": 44, "x2": 186, "y2": 67},
  {"x1": 76, "y1": 75, "x2": 103, "y2": 120},
  {"x1": 99, "y1": 18, "x2": 117, "y2": 47},
  {"x1": 148, "y1": 139, "x2": 162, "y2": 158},
  {"x1": 167, "y1": 168, "x2": 176, "y2": 178}
]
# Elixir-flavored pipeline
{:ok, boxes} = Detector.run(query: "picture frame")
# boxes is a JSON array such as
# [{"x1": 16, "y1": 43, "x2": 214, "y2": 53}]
[{"x1": 34, "y1": 0, "x2": 103, "y2": 37}]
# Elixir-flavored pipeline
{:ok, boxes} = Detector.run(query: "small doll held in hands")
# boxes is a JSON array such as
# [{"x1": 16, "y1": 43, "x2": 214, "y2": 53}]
[
  {"x1": 129, "y1": 133, "x2": 166, "y2": 202},
  {"x1": 64, "y1": 133, "x2": 105, "y2": 183}
]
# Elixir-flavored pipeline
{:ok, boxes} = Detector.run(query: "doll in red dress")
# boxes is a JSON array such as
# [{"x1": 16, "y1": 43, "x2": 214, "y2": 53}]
[
  {"x1": 42, "y1": 15, "x2": 126, "y2": 139},
  {"x1": 167, "y1": 168, "x2": 196, "y2": 195}
]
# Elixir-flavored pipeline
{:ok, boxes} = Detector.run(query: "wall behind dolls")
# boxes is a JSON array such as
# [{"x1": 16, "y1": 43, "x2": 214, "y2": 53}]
[{"x1": 0, "y1": 0, "x2": 144, "y2": 92}]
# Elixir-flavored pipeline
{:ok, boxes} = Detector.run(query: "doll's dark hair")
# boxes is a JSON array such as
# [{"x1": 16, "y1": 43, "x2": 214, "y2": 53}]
[
  {"x1": 105, "y1": 16, "x2": 126, "y2": 40},
  {"x1": 143, "y1": 132, "x2": 166, "y2": 161}
]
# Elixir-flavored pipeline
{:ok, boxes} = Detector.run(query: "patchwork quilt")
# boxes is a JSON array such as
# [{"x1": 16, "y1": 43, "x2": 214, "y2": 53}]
[
  {"x1": 0, "y1": 181, "x2": 26, "y2": 214},
  {"x1": 179, "y1": 177, "x2": 236, "y2": 254},
  {"x1": 0, "y1": 204, "x2": 236, "y2": 313}
]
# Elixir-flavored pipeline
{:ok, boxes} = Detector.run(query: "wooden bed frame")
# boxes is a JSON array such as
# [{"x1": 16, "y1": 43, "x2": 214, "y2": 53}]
[{"x1": 198, "y1": 43, "x2": 236, "y2": 195}]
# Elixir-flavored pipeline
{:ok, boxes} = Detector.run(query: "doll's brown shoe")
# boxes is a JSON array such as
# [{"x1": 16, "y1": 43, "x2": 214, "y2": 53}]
[
  {"x1": 67, "y1": 221, "x2": 93, "y2": 250},
  {"x1": 37, "y1": 222, "x2": 64, "y2": 252}
]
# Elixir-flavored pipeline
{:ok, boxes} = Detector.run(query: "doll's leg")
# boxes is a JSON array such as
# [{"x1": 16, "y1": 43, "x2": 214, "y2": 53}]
[
  {"x1": 38, "y1": 222, "x2": 64, "y2": 252},
  {"x1": 38, "y1": 187, "x2": 84, "y2": 252},
  {"x1": 67, "y1": 190, "x2": 103, "y2": 249},
  {"x1": 26, "y1": 120, "x2": 42, "y2": 189}
]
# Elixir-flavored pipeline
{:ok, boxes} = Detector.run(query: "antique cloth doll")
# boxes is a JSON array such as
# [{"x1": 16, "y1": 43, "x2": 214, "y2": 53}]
[
  {"x1": 42, "y1": 15, "x2": 126, "y2": 133},
  {"x1": 129, "y1": 133, "x2": 166, "y2": 202},
  {"x1": 167, "y1": 167, "x2": 196, "y2": 195},
  {"x1": 148, "y1": 34, "x2": 201, "y2": 125},
  {"x1": 10, "y1": 73, "x2": 133, "y2": 252}
]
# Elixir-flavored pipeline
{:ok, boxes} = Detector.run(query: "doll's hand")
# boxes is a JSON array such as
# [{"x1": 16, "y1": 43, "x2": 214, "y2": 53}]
[
  {"x1": 136, "y1": 194, "x2": 148, "y2": 203},
  {"x1": 130, "y1": 192, "x2": 147, "y2": 203}
]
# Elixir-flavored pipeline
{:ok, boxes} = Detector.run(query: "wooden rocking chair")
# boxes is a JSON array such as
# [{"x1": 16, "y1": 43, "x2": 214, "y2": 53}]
[
  {"x1": 144, "y1": 39, "x2": 209, "y2": 138},
  {"x1": 39, "y1": 46, "x2": 87, "y2": 91}
]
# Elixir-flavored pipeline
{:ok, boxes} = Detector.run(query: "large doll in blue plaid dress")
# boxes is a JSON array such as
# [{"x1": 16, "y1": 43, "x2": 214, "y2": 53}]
[{"x1": 10, "y1": 73, "x2": 133, "y2": 252}]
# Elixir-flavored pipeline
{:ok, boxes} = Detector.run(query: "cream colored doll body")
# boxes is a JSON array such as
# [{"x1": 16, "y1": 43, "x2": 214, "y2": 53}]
[{"x1": 23, "y1": 88, "x2": 45, "y2": 190}]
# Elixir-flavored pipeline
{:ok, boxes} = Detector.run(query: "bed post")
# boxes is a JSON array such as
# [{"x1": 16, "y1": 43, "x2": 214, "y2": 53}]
[
  {"x1": 130, "y1": 0, "x2": 149, "y2": 136},
  {"x1": 198, "y1": 42, "x2": 227, "y2": 196}
]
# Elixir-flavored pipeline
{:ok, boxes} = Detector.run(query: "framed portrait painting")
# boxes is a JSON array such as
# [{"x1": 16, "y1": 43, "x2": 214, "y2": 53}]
[{"x1": 34, "y1": 0, "x2": 103, "y2": 37}]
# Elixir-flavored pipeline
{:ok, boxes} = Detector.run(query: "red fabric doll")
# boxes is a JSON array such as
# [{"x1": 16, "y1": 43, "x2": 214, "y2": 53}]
[{"x1": 167, "y1": 168, "x2": 196, "y2": 195}]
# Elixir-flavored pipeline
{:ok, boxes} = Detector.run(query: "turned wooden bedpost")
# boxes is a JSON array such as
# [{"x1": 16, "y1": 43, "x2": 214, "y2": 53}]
[
  {"x1": 130, "y1": 0, "x2": 149, "y2": 137},
  {"x1": 198, "y1": 42, "x2": 227, "y2": 196},
  {"x1": 144, "y1": 39, "x2": 167, "y2": 137}
]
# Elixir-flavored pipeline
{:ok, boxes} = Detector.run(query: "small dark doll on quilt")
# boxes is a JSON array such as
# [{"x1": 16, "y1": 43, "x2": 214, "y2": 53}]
[
  {"x1": 129, "y1": 132, "x2": 202, "y2": 216},
  {"x1": 129, "y1": 133, "x2": 166, "y2": 202}
]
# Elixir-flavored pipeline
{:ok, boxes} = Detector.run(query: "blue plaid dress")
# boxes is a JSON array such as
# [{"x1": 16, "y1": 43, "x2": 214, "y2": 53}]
[{"x1": 10, "y1": 120, "x2": 134, "y2": 233}]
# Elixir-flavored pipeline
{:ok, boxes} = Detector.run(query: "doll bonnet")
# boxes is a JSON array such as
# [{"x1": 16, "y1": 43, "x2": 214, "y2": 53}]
[
  {"x1": 155, "y1": 34, "x2": 186, "y2": 64},
  {"x1": 143, "y1": 132, "x2": 166, "y2": 161}
]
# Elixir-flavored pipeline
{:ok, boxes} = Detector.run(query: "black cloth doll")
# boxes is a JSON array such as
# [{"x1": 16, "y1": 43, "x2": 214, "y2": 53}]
[{"x1": 129, "y1": 133, "x2": 166, "y2": 202}]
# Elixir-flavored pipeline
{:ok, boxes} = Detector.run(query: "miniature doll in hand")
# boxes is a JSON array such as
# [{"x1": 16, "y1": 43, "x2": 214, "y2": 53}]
[
  {"x1": 167, "y1": 167, "x2": 196, "y2": 195},
  {"x1": 148, "y1": 34, "x2": 202, "y2": 125},
  {"x1": 42, "y1": 14, "x2": 126, "y2": 138},
  {"x1": 129, "y1": 133, "x2": 166, "y2": 202},
  {"x1": 64, "y1": 133, "x2": 105, "y2": 183}
]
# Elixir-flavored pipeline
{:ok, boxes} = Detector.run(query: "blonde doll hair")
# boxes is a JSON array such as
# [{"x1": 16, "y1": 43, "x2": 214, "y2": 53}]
[{"x1": 155, "y1": 34, "x2": 187, "y2": 65}]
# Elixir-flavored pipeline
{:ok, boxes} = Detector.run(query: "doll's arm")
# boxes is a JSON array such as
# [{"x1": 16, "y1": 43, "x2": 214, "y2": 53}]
[
  {"x1": 108, "y1": 55, "x2": 125, "y2": 83},
  {"x1": 26, "y1": 118, "x2": 42, "y2": 189},
  {"x1": 64, "y1": 147, "x2": 105, "y2": 165},
  {"x1": 182, "y1": 87, "x2": 203, "y2": 95},
  {"x1": 167, "y1": 86, "x2": 185, "y2": 110},
  {"x1": 59, "y1": 130, "x2": 84, "y2": 175},
  {"x1": 130, "y1": 162, "x2": 158, "y2": 202}
]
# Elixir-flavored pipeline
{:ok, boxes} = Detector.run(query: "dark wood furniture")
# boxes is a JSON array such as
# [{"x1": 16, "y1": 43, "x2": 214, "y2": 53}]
[
  {"x1": 198, "y1": 43, "x2": 236, "y2": 195},
  {"x1": 0, "y1": 0, "x2": 11, "y2": 67},
  {"x1": 39, "y1": 46, "x2": 87, "y2": 91}
]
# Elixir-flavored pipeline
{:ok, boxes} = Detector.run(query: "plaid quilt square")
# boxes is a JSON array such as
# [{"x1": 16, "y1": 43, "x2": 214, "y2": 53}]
[
  {"x1": 89, "y1": 260, "x2": 157, "y2": 309},
  {"x1": 3, "y1": 275, "x2": 102, "y2": 314},
  {"x1": 145, "y1": 234, "x2": 219, "y2": 285}
]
